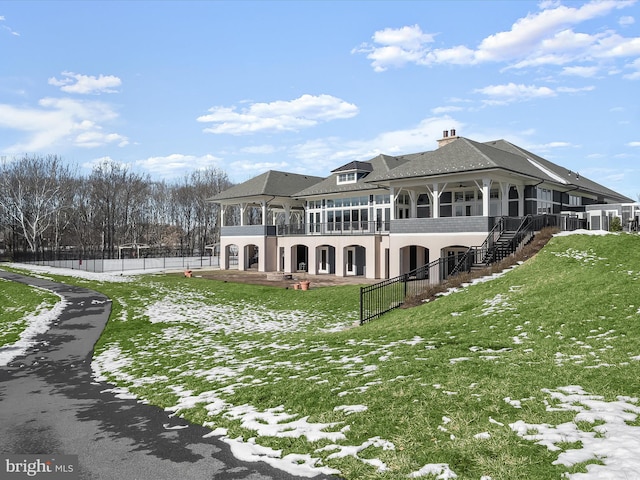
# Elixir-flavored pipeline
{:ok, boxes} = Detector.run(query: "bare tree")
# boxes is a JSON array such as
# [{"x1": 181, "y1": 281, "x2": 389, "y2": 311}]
[
  {"x1": 89, "y1": 159, "x2": 150, "y2": 257},
  {"x1": 0, "y1": 155, "x2": 73, "y2": 254},
  {"x1": 0, "y1": 154, "x2": 234, "y2": 260},
  {"x1": 191, "y1": 168, "x2": 232, "y2": 253}
]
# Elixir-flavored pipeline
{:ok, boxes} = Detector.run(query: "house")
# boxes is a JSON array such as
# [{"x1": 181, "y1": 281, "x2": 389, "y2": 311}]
[{"x1": 209, "y1": 131, "x2": 633, "y2": 280}]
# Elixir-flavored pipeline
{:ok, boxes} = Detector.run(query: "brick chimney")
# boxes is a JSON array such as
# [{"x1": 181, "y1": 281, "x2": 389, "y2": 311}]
[{"x1": 437, "y1": 128, "x2": 459, "y2": 148}]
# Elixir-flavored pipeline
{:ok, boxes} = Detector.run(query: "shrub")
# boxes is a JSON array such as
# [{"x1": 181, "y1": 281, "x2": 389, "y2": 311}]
[{"x1": 609, "y1": 216, "x2": 623, "y2": 232}]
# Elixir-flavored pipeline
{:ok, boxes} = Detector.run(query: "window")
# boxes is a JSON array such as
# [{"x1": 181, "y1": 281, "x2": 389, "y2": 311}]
[
  {"x1": 536, "y1": 188, "x2": 553, "y2": 214},
  {"x1": 450, "y1": 189, "x2": 482, "y2": 217},
  {"x1": 337, "y1": 172, "x2": 356, "y2": 184}
]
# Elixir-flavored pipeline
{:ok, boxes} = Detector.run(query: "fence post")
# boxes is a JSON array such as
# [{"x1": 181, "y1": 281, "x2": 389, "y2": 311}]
[{"x1": 403, "y1": 273, "x2": 408, "y2": 298}]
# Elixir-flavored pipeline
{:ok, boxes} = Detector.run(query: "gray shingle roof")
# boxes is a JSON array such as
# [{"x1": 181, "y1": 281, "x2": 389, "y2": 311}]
[
  {"x1": 294, "y1": 154, "x2": 409, "y2": 197},
  {"x1": 484, "y1": 139, "x2": 632, "y2": 202},
  {"x1": 366, "y1": 137, "x2": 632, "y2": 202},
  {"x1": 331, "y1": 161, "x2": 373, "y2": 173},
  {"x1": 207, "y1": 170, "x2": 323, "y2": 202},
  {"x1": 209, "y1": 138, "x2": 632, "y2": 204}
]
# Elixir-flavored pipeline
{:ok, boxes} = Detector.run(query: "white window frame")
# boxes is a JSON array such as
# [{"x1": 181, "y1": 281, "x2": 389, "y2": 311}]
[{"x1": 337, "y1": 172, "x2": 356, "y2": 184}]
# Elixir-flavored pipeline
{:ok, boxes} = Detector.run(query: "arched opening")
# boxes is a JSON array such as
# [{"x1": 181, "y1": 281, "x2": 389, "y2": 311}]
[
  {"x1": 225, "y1": 244, "x2": 239, "y2": 269},
  {"x1": 442, "y1": 245, "x2": 468, "y2": 279},
  {"x1": 316, "y1": 245, "x2": 335, "y2": 274},
  {"x1": 399, "y1": 245, "x2": 429, "y2": 275},
  {"x1": 344, "y1": 244, "x2": 366, "y2": 276},
  {"x1": 244, "y1": 244, "x2": 259, "y2": 270},
  {"x1": 292, "y1": 244, "x2": 309, "y2": 272}
]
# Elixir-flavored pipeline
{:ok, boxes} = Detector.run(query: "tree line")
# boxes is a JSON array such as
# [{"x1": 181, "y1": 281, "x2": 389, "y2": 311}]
[{"x1": 0, "y1": 155, "x2": 235, "y2": 260}]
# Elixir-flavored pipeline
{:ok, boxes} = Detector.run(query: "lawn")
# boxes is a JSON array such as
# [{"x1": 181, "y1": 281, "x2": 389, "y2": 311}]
[
  {"x1": 0, "y1": 276, "x2": 63, "y2": 364},
  {"x1": 2, "y1": 232, "x2": 640, "y2": 479}
]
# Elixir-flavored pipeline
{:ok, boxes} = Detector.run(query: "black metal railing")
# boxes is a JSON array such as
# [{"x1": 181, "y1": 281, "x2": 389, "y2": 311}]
[
  {"x1": 360, "y1": 258, "x2": 448, "y2": 324},
  {"x1": 450, "y1": 214, "x2": 559, "y2": 276},
  {"x1": 277, "y1": 221, "x2": 390, "y2": 236},
  {"x1": 359, "y1": 213, "x2": 585, "y2": 324}
]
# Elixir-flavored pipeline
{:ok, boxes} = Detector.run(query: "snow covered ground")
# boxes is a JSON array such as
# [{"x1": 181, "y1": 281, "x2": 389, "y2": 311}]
[
  {"x1": 3, "y1": 232, "x2": 640, "y2": 480},
  {"x1": 0, "y1": 287, "x2": 67, "y2": 366}
]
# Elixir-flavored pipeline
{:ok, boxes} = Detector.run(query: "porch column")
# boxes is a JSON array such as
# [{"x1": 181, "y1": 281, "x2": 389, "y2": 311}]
[
  {"x1": 389, "y1": 187, "x2": 396, "y2": 220},
  {"x1": 237, "y1": 244, "x2": 246, "y2": 271},
  {"x1": 220, "y1": 205, "x2": 226, "y2": 227},
  {"x1": 389, "y1": 244, "x2": 401, "y2": 278},
  {"x1": 283, "y1": 246, "x2": 292, "y2": 273},
  {"x1": 261, "y1": 201, "x2": 267, "y2": 226},
  {"x1": 431, "y1": 183, "x2": 440, "y2": 219},
  {"x1": 308, "y1": 246, "x2": 318, "y2": 275},
  {"x1": 482, "y1": 178, "x2": 491, "y2": 217},
  {"x1": 220, "y1": 242, "x2": 228, "y2": 270},
  {"x1": 516, "y1": 185, "x2": 525, "y2": 216},
  {"x1": 336, "y1": 246, "x2": 345, "y2": 277},
  {"x1": 408, "y1": 190, "x2": 418, "y2": 218},
  {"x1": 500, "y1": 182, "x2": 510, "y2": 216},
  {"x1": 283, "y1": 204, "x2": 291, "y2": 225},
  {"x1": 240, "y1": 203, "x2": 247, "y2": 226},
  {"x1": 366, "y1": 241, "x2": 377, "y2": 279}
]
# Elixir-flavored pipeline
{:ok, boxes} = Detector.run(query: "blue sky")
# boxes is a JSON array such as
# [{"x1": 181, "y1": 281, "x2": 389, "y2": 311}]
[{"x1": 1, "y1": 1, "x2": 639, "y2": 198}]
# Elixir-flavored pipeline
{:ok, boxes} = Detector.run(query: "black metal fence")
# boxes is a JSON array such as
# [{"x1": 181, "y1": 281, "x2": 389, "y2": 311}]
[
  {"x1": 359, "y1": 214, "x2": 586, "y2": 324},
  {"x1": 277, "y1": 221, "x2": 390, "y2": 236},
  {"x1": 360, "y1": 258, "x2": 449, "y2": 324}
]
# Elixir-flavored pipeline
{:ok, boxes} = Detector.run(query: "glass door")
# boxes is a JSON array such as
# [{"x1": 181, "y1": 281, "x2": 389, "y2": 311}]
[
  {"x1": 346, "y1": 247, "x2": 356, "y2": 275},
  {"x1": 318, "y1": 246, "x2": 330, "y2": 273}
]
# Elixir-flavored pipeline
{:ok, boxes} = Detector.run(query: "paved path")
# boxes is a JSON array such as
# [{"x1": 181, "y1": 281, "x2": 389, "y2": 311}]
[{"x1": 0, "y1": 271, "x2": 338, "y2": 480}]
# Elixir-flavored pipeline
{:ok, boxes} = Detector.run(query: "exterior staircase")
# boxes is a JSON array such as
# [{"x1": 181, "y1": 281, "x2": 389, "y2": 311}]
[{"x1": 451, "y1": 216, "x2": 537, "y2": 276}]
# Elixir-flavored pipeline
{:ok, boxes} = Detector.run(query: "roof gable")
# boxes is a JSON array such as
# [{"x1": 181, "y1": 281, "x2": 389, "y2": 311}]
[
  {"x1": 294, "y1": 154, "x2": 411, "y2": 197},
  {"x1": 331, "y1": 161, "x2": 373, "y2": 173},
  {"x1": 208, "y1": 170, "x2": 323, "y2": 202}
]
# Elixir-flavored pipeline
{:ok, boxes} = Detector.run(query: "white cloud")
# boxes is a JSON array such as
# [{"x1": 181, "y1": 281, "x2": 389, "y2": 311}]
[
  {"x1": 623, "y1": 57, "x2": 640, "y2": 79},
  {"x1": 628, "y1": 142, "x2": 640, "y2": 147},
  {"x1": 288, "y1": 116, "x2": 461, "y2": 173},
  {"x1": 75, "y1": 131, "x2": 129, "y2": 148},
  {"x1": 561, "y1": 66, "x2": 599, "y2": 77},
  {"x1": 228, "y1": 161, "x2": 292, "y2": 182},
  {"x1": 48, "y1": 71, "x2": 122, "y2": 94},
  {"x1": 556, "y1": 85, "x2": 596, "y2": 93},
  {"x1": 240, "y1": 145, "x2": 279, "y2": 155},
  {"x1": 355, "y1": 1, "x2": 638, "y2": 72},
  {"x1": 1, "y1": 16, "x2": 20, "y2": 36},
  {"x1": 352, "y1": 25, "x2": 436, "y2": 72},
  {"x1": 475, "y1": 83, "x2": 556, "y2": 103},
  {"x1": 372, "y1": 24, "x2": 436, "y2": 50},
  {"x1": 82, "y1": 156, "x2": 130, "y2": 172},
  {"x1": 527, "y1": 141, "x2": 574, "y2": 151},
  {"x1": 431, "y1": 106, "x2": 464, "y2": 115},
  {"x1": 135, "y1": 153, "x2": 222, "y2": 179},
  {"x1": 197, "y1": 94, "x2": 359, "y2": 135},
  {"x1": 0, "y1": 97, "x2": 127, "y2": 152},
  {"x1": 619, "y1": 15, "x2": 635, "y2": 26}
]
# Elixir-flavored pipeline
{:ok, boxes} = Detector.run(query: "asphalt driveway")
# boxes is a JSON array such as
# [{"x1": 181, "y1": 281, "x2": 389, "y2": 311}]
[{"x1": 0, "y1": 270, "x2": 338, "y2": 480}]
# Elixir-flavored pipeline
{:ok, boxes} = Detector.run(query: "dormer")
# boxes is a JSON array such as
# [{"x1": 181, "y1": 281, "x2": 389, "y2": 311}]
[{"x1": 332, "y1": 161, "x2": 373, "y2": 185}]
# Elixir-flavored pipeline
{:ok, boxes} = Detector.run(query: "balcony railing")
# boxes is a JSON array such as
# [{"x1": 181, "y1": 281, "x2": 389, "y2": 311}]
[
  {"x1": 277, "y1": 221, "x2": 390, "y2": 236},
  {"x1": 222, "y1": 215, "x2": 585, "y2": 238}
]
